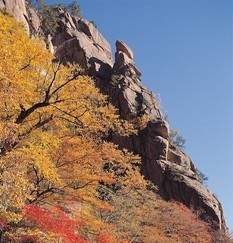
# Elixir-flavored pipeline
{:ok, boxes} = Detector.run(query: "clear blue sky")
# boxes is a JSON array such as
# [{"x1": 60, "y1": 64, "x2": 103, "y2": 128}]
[{"x1": 50, "y1": 0, "x2": 233, "y2": 230}]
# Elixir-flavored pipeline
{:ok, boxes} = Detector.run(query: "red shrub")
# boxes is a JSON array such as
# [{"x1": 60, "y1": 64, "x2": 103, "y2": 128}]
[
  {"x1": 96, "y1": 233, "x2": 113, "y2": 243},
  {"x1": 24, "y1": 204, "x2": 87, "y2": 243}
]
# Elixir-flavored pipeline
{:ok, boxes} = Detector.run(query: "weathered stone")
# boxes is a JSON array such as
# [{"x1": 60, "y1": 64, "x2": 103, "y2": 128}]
[
  {"x1": 47, "y1": 35, "x2": 54, "y2": 54},
  {"x1": 116, "y1": 40, "x2": 134, "y2": 59},
  {"x1": 107, "y1": 41, "x2": 226, "y2": 230},
  {"x1": 27, "y1": 7, "x2": 41, "y2": 35},
  {"x1": 51, "y1": 8, "x2": 113, "y2": 79},
  {"x1": 148, "y1": 120, "x2": 169, "y2": 139},
  {"x1": 112, "y1": 121, "x2": 225, "y2": 230},
  {"x1": 159, "y1": 159, "x2": 225, "y2": 229},
  {"x1": 0, "y1": 0, "x2": 4, "y2": 9},
  {"x1": 79, "y1": 19, "x2": 112, "y2": 61},
  {"x1": 46, "y1": 10, "x2": 228, "y2": 230},
  {"x1": 114, "y1": 46, "x2": 141, "y2": 78},
  {"x1": 105, "y1": 41, "x2": 161, "y2": 120},
  {"x1": 57, "y1": 7, "x2": 77, "y2": 30},
  {"x1": 168, "y1": 144, "x2": 196, "y2": 170}
]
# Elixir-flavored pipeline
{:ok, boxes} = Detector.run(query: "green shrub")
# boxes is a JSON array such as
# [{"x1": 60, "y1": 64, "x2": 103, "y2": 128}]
[{"x1": 169, "y1": 129, "x2": 186, "y2": 148}]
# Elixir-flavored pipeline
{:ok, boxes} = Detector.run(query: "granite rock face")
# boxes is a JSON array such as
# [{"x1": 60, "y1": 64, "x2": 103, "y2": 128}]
[
  {"x1": 108, "y1": 41, "x2": 226, "y2": 230},
  {"x1": 5, "y1": 3, "x2": 226, "y2": 230},
  {"x1": 108, "y1": 40, "x2": 161, "y2": 120},
  {"x1": 52, "y1": 8, "x2": 113, "y2": 80},
  {"x1": 27, "y1": 6, "x2": 41, "y2": 36},
  {"x1": 116, "y1": 40, "x2": 134, "y2": 59}
]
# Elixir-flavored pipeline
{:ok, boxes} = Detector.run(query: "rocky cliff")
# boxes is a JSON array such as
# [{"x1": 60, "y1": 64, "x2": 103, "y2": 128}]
[{"x1": 1, "y1": 0, "x2": 226, "y2": 231}]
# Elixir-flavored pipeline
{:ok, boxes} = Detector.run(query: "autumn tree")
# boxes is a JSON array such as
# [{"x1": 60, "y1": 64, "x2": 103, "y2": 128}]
[
  {"x1": 0, "y1": 13, "x2": 146, "y2": 241},
  {"x1": 1, "y1": 12, "x2": 229, "y2": 243},
  {"x1": 97, "y1": 186, "x2": 218, "y2": 243},
  {"x1": 169, "y1": 129, "x2": 186, "y2": 149}
]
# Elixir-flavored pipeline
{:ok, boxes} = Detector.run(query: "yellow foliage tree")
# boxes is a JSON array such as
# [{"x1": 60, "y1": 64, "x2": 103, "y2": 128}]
[
  {"x1": 0, "y1": 13, "x2": 146, "y2": 242},
  {"x1": 0, "y1": 12, "x2": 232, "y2": 243}
]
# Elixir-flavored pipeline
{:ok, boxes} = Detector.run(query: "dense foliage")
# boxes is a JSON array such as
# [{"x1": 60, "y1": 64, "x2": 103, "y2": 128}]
[
  {"x1": 0, "y1": 13, "x2": 232, "y2": 243},
  {"x1": 0, "y1": 13, "x2": 145, "y2": 242}
]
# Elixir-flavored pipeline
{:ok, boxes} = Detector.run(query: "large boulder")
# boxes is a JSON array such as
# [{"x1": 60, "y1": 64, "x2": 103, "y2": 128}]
[{"x1": 0, "y1": 0, "x2": 29, "y2": 34}]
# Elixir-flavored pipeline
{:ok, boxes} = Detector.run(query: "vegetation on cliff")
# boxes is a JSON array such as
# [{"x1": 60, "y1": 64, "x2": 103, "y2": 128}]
[{"x1": 0, "y1": 13, "x2": 232, "y2": 243}]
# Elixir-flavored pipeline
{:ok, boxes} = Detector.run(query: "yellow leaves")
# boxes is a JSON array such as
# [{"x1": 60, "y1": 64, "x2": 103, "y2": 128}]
[
  {"x1": 18, "y1": 131, "x2": 61, "y2": 185},
  {"x1": 0, "y1": 13, "x2": 51, "y2": 119},
  {"x1": 5, "y1": 228, "x2": 58, "y2": 243},
  {"x1": 0, "y1": 13, "x2": 150, "y2": 241},
  {"x1": 0, "y1": 12, "x2": 136, "y2": 139},
  {"x1": 101, "y1": 143, "x2": 141, "y2": 167},
  {"x1": 0, "y1": 165, "x2": 31, "y2": 209},
  {"x1": 79, "y1": 193, "x2": 114, "y2": 212},
  {"x1": 81, "y1": 206, "x2": 113, "y2": 234},
  {"x1": 121, "y1": 167, "x2": 147, "y2": 190},
  {"x1": 22, "y1": 129, "x2": 60, "y2": 151},
  {"x1": 25, "y1": 147, "x2": 61, "y2": 184},
  {"x1": 0, "y1": 121, "x2": 19, "y2": 149},
  {"x1": 0, "y1": 155, "x2": 33, "y2": 223}
]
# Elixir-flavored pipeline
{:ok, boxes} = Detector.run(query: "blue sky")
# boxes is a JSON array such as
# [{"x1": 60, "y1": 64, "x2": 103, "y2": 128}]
[{"x1": 50, "y1": 0, "x2": 233, "y2": 230}]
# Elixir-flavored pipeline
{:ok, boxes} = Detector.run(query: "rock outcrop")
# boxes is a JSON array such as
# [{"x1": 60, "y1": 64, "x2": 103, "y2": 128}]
[
  {"x1": 52, "y1": 8, "x2": 113, "y2": 80},
  {"x1": 107, "y1": 41, "x2": 226, "y2": 230},
  {"x1": 107, "y1": 40, "x2": 161, "y2": 120},
  {"x1": 27, "y1": 6, "x2": 41, "y2": 36},
  {"x1": 3, "y1": 2, "x2": 226, "y2": 231}
]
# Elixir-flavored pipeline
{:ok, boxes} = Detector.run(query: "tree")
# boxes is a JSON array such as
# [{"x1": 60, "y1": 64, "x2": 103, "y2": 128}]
[
  {"x1": 67, "y1": 0, "x2": 81, "y2": 19},
  {"x1": 0, "y1": 13, "x2": 146, "y2": 241},
  {"x1": 169, "y1": 129, "x2": 186, "y2": 149},
  {"x1": 32, "y1": 0, "x2": 82, "y2": 37},
  {"x1": 40, "y1": 5, "x2": 59, "y2": 36},
  {"x1": 169, "y1": 129, "x2": 208, "y2": 184},
  {"x1": 196, "y1": 169, "x2": 208, "y2": 184},
  {"x1": 1, "y1": 12, "x2": 229, "y2": 243}
]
